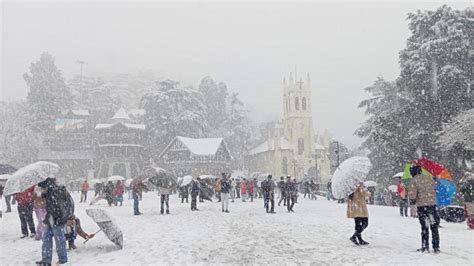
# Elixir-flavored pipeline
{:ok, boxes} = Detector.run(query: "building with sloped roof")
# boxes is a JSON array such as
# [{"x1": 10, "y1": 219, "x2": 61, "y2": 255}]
[{"x1": 158, "y1": 136, "x2": 232, "y2": 177}]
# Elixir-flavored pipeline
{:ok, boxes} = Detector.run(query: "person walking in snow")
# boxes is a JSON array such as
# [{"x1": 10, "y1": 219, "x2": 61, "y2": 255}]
[
  {"x1": 230, "y1": 176, "x2": 236, "y2": 203},
  {"x1": 460, "y1": 172, "x2": 474, "y2": 229},
  {"x1": 248, "y1": 179, "x2": 255, "y2": 202},
  {"x1": 348, "y1": 184, "x2": 370, "y2": 246},
  {"x1": 104, "y1": 181, "x2": 115, "y2": 207},
  {"x1": 180, "y1": 185, "x2": 189, "y2": 203},
  {"x1": 32, "y1": 186, "x2": 47, "y2": 241},
  {"x1": 220, "y1": 173, "x2": 231, "y2": 213},
  {"x1": 235, "y1": 178, "x2": 241, "y2": 199},
  {"x1": 262, "y1": 175, "x2": 276, "y2": 213},
  {"x1": 240, "y1": 179, "x2": 247, "y2": 202},
  {"x1": 132, "y1": 180, "x2": 144, "y2": 215},
  {"x1": 215, "y1": 178, "x2": 222, "y2": 202},
  {"x1": 64, "y1": 214, "x2": 95, "y2": 250},
  {"x1": 408, "y1": 165, "x2": 440, "y2": 253},
  {"x1": 80, "y1": 180, "x2": 89, "y2": 203},
  {"x1": 36, "y1": 178, "x2": 68, "y2": 265},
  {"x1": 16, "y1": 186, "x2": 36, "y2": 238},
  {"x1": 278, "y1": 176, "x2": 286, "y2": 206},
  {"x1": 114, "y1": 181, "x2": 125, "y2": 206},
  {"x1": 285, "y1": 176, "x2": 297, "y2": 212},
  {"x1": 191, "y1": 177, "x2": 201, "y2": 211},
  {"x1": 397, "y1": 179, "x2": 408, "y2": 217},
  {"x1": 158, "y1": 179, "x2": 172, "y2": 214}
]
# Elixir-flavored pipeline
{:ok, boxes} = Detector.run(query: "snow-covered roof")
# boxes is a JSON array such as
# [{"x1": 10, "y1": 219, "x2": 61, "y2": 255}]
[
  {"x1": 128, "y1": 109, "x2": 146, "y2": 117},
  {"x1": 95, "y1": 122, "x2": 146, "y2": 131},
  {"x1": 314, "y1": 142, "x2": 326, "y2": 151},
  {"x1": 112, "y1": 108, "x2": 131, "y2": 121},
  {"x1": 248, "y1": 137, "x2": 292, "y2": 155},
  {"x1": 176, "y1": 136, "x2": 224, "y2": 156}
]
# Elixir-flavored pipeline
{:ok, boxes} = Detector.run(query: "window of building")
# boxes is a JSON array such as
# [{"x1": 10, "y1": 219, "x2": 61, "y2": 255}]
[
  {"x1": 298, "y1": 138, "x2": 304, "y2": 155},
  {"x1": 295, "y1": 97, "x2": 299, "y2": 110},
  {"x1": 302, "y1": 97, "x2": 307, "y2": 110}
]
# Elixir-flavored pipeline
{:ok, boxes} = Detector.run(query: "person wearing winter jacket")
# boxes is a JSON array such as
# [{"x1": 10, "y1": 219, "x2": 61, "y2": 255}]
[
  {"x1": 220, "y1": 173, "x2": 231, "y2": 213},
  {"x1": 158, "y1": 180, "x2": 172, "y2": 215},
  {"x1": 64, "y1": 214, "x2": 95, "y2": 250},
  {"x1": 104, "y1": 181, "x2": 115, "y2": 207},
  {"x1": 347, "y1": 184, "x2": 370, "y2": 246},
  {"x1": 215, "y1": 178, "x2": 222, "y2": 202},
  {"x1": 408, "y1": 165, "x2": 440, "y2": 253},
  {"x1": 180, "y1": 185, "x2": 189, "y2": 203},
  {"x1": 278, "y1": 177, "x2": 286, "y2": 206},
  {"x1": 240, "y1": 179, "x2": 247, "y2": 202},
  {"x1": 285, "y1": 176, "x2": 297, "y2": 212},
  {"x1": 32, "y1": 186, "x2": 47, "y2": 241},
  {"x1": 36, "y1": 178, "x2": 68, "y2": 265},
  {"x1": 460, "y1": 173, "x2": 474, "y2": 229},
  {"x1": 262, "y1": 175, "x2": 276, "y2": 213},
  {"x1": 16, "y1": 186, "x2": 36, "y2": 238},
  {"x1": 114, "y1": 181, "x2": 125, "y2": 206},
  {"x1": 397, "y1": 180, "x2": 408, "y2": 217},
  {"x1": 248, "y1": 179, "x2": 255, "y2": 202},
  {"x1": 80, "y1": 180, "x2": 89, "y2": 203},
  {"x1": 230, "y1": 177, "x2": 236, "y2": 203},
  {"x1": 190, "y1": 177, "x2": 201, "y2": 211},
  {"x1": 132, "y1": 180, "x2": 145, "y2": 215}
]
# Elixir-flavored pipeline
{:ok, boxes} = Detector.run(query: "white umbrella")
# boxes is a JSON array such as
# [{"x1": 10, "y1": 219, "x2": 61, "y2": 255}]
[
  {"x1": 107, "y1": 175, "x2": 125, "y2": 182},
  {"x1": 392, "y1": 172, "x2": 404, "y2": 178},
  {"x1": 388, "y1": 185, "x2": 397, "y2": 192},
  {"x1": 0, "y1": 174, "x2": 11, "y2": 186},
  {"x1": 331, "y1": 157, "x2": 372, "y2": 200},
  {"x1": 86, "y1": 209, "x2": 123, "y2": 249},
  {"x1": 125, "y1": 179, "x2": 133, "y2": 187},
  {"x1": 180, "y1": 175, "x2": 193, "y2": 187},
  {"x1": 364, "y1": 180, "x2": 378, "y2": 187},
  {"x1": 90, "y1": 178, "x2": 102, "y2": 184},
  {"x1": 4, "y1": 161, "x2": 60, "y2": 195}
]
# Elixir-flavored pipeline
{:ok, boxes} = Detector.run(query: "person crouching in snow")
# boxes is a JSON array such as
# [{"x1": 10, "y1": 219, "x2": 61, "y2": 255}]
[
  {"x1": 347, "y1": 184, "x2": 370, "y2": 246},
  {"x1": 64, "y1": 214, "x2": 95, "y2": 250}
]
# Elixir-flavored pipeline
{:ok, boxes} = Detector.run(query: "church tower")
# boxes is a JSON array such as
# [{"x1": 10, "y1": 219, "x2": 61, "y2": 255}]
[{"x1": 283, "y1": 72, "x2": 314, "y2": 176}]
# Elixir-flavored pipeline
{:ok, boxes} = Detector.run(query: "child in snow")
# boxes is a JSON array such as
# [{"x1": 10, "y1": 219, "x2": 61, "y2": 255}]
[
  {"x1": 64, "y1": 214, "x2": 95, "y2": 250},
  {"x1": 347, "y1": 184, "x2": 370, "y2": 246}
]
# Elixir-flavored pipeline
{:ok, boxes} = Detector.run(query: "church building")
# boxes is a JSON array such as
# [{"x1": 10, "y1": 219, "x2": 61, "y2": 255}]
[{"x1": 245, "y1": 73, "x2": 331, "y2": 182}]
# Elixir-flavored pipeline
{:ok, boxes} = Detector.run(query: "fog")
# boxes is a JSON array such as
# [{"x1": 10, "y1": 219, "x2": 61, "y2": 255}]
[{"x1": 1, "y1": 1, "x2": 470, "y2": 148}]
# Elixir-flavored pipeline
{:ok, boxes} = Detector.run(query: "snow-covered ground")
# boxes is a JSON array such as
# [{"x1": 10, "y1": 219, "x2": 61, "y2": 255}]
[{"x1": 1, "y1": 192, "x2": 473, "y2": 265}]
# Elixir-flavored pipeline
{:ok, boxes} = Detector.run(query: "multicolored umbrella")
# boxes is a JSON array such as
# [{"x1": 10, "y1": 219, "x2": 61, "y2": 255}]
[{"x1": 413, "y1": 158, "x2": 453, "y2": 180}]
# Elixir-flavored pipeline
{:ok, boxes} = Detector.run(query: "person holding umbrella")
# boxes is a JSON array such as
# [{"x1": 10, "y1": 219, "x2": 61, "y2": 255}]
[
  {"x1": 36, "y1": 177, "x2": 68, "y2": 265},
  {"x1": 347, "y1": 183, "x2": 370, "y2": 246},
  {"x1": 408, "y1": 165, "x2": 440, "y2": 253}
]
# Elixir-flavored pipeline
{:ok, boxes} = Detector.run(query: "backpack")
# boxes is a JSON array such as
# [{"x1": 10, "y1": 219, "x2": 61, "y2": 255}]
[{"x1": 57, "y1": 185, "x2": 75, "y2": 224}]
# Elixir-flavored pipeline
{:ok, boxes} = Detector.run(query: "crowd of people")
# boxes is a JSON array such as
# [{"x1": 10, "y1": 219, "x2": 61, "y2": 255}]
[{"x1": 0, "y1": 166, "x2": 472, "y2": 265}]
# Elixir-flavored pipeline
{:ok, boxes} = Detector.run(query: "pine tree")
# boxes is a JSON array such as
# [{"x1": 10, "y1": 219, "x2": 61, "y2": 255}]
[{"x1": 23, "y1": 52, "x2": 72, "y2": 132}]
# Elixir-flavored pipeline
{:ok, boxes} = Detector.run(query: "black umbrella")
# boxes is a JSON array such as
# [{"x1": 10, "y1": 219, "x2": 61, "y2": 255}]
[
  {"x1": 198, "y1": 179, "x2": 214, "y2": 201},
  {"x1": 0, "y1": 164, "x2": 17, "y2": 175},
  {"x1": 145, "y1": 167, "x2": 177, "y2": 189}
]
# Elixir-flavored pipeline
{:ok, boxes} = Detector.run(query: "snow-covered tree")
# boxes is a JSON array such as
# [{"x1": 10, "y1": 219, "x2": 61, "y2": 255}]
[
  {"x1": 141, "y1": 79, "x2": 209, "y2": 154},
  {"x1": 198, "y1": 76, "x2": 228, "y2": 129},
  {"x1": 24, "y1": 52, "x2": 72, "y2": 132},
  {"x1": 0, "y1": 102, "x2": 42, "y2": 167}
]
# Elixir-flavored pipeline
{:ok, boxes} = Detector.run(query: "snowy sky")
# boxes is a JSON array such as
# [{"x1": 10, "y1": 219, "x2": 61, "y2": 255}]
[{"x1": 1, "y1": 1, "x2": 471, "y2": 148}]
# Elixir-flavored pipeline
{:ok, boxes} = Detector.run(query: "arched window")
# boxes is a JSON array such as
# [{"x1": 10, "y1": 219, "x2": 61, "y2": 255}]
[
  {"x1": 298, "y1": 138, "x2": 304, "y2": 155},
  {"x1": 302, "y1": 97, "x2": 307, "y2": 110},
  {"x1": 295, "y1": 97, "x2": 299, "y2": 110},
  {"x1": 282, "y1": 157, "x2": 288, "y2": 176}
]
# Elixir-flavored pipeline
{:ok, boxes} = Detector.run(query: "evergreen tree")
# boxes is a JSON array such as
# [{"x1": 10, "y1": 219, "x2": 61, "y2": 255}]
[
  {"x1": 198, "y1": 76, "x2": 228, "y2": 129},
  {"x1": 23, "y1": 52, "x2": 72, "y2": 132}
]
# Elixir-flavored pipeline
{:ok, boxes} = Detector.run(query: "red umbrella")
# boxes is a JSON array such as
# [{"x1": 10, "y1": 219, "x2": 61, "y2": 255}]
[{"x1": 412, "y1": 158, "x2": 453, "y2": 180}]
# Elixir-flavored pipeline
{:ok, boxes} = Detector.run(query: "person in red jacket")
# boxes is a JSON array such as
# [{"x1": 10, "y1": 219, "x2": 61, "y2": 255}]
[
  {"x1": 240, "y1": 179, "x2": 247, "y2": 202},
  {"x1": 80, "y1": 180, "x2": 90, "y2": 203},
  {"x1": 16, "y1": 186, "x2": 36, "y2": 238},
  {"x1": 114, "y1": 181, "x2": 125, "y2": 206},
  {"x1": 397, "y1": 180, "x2": 408, "y2": 217}
]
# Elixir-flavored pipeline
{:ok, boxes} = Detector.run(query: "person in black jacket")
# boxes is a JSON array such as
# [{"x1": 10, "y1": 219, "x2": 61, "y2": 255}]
[
  {"x1": 262, "y1": 175, "x2": 276, "y2": 213},
  {"x1": 220, "y1": 173, "x2": 231, "y2": 213},
  {"x1": 104, "y1": 181, "x2": 115, "y2": 207},
  {"x1": 36, "y1": 178, "x2": 68, "y2": 265},
  {"x1": 285, "y1": 176, "x2": 297, "y2": 212},
  {"x1": 190, "y1": 178, "x2": 201, "y2": 211},
  {"x1": 278, "y1": 177, "x2": 286, "y2": 206}
]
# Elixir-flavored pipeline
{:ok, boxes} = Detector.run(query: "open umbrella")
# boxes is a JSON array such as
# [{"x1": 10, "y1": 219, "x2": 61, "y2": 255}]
[
  {"x1": 392, "y1": 172, "x2": 404, "y2": 178},
  {"x1": 89, "y1": 178, "x2": 102, "y2": 184},
  {"x1": 331, "y1": 157, "x2": 372, "y2": 200},
  {"x1": 179, "y1": 175, "x2": 193, "y2": 187},
  {"x1": 85, "y1": 209, "x2": 123, "y2": 249},
  {"x1": 413, "y1": 158, "x2": 453, "y2": 180},
  {"x1": 146, "y1": 167, "x2": 177, "y2": 189},
  {"x1": 125, "y1": 179, "x2": 133, "y2": 187},
  {"x1": 388, "y1": 185, "x2": 397, "y2": 192},
  {"x1": 4, "y1": 161, "x2": 59, "y2": 196},
  {"x1": 436, "y1": 178, "x2": 457, "y2": 208},
  {"x1": 364, "y1": 180, "x2": 377, "y2": 187},
  {"x1": 0, "y1": 174, "x2": 11, "y2": 186},
  {"x1": 107, "y1": 175, "x2": 125, "y2": 182}
]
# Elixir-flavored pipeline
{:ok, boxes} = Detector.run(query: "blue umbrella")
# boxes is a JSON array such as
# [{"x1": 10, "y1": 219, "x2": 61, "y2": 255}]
[{"x1": 436, "y1": 178, "x2": 456, "y2": 208}]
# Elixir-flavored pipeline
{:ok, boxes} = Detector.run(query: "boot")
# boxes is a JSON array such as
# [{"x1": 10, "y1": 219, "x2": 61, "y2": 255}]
[
  {"x1": 357, "y1": 235, "x2": 369, "y2": 245},
  {"x1": 433, "y1": 248, "x2": 440, "y2": 254},
  {"x1": 417, "y1": 247, "x2": 429, "y2": 253},
  {"x1": 160, "y1": 209, "x2": 164, "y2": 215},
  {"x1": 166, "y1": 209, "x2": 170, "y2": 214},
  {"x1": 349, "y1": 235, "x2": 359, "y2": 246}
]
